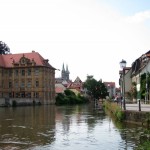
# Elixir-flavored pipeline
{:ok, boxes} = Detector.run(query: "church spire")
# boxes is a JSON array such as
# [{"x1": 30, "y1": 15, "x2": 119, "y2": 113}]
[
  {"x1": 61, "y1": 63, "x2": 70, "y2": 81},
  {"x1": 62, "y1": 63, "x2": 65, "y2": 72},
  {"x1": 66, "y1": 64, "x2": 69, "y2": 73}
]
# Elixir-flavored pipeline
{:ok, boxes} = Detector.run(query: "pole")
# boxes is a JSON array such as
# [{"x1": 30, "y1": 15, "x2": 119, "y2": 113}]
[
  {"x1": 138, "y1": 99, "x2": 141, "y2": 111},
  {"x1": 146, "y1": 72, "x2": 147, "y2": 104},
  {"x1": 139, "y1": 71, "x2": 141, "y2": 111},
  {"x1": 123, "y1": 69, "x2": 126, "y2": 110}
]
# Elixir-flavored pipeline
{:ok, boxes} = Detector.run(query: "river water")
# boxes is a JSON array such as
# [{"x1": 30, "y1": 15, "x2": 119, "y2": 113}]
[{"x1": 0, "y1": 104, "x2": 146, "y2": 150}]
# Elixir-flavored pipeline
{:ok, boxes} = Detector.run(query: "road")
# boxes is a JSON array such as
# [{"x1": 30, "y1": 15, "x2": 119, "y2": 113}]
[{"x1": 125, "y1": 103, "x2": 150, "y2": 112}]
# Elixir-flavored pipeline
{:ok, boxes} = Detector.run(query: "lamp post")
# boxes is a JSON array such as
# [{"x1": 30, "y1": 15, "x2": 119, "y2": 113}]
[{"x1": 120, "y1": 59, "x2": 127, "y2": 110}]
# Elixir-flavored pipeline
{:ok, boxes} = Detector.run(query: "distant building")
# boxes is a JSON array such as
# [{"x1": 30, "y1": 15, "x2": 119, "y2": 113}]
[
  {"x1": 61, "y1": 63, "x2": 70, "y2": 81},
  {"x1": 55, "y1": 83, "x2": 66, "y2": 95},
  {"x1": 104, "y1": 82, "x2": 116, "y2": 98},
  {"x1": 55, "y1": 63, "x2": 71, "y2": 85},
  {"x1": 0, "y1": 51, "x2": 56, "y2": 106},
  {"x1": 67, "y1": 76, "x2": 83, "y2": 94}
]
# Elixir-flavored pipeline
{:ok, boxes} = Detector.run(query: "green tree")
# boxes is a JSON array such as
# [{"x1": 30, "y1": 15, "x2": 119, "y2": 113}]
[
  {"x1": 140, "y1": 72, "x2": 150, "y2": 99},
  {"x1": 83, "y1": 75, "x2": 108, "y2": 99},
  {"x1": 0, "y1": 41, "x2": 10, "y2": 54}
]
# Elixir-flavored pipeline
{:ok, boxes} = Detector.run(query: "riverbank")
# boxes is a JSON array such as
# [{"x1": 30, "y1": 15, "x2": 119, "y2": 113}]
[{"x1": 104, "y1": 100, "x2": 150, "y2": 127}]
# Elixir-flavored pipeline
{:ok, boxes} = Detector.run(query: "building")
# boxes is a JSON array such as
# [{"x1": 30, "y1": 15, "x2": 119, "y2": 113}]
[
  {"x1": 119, "y1": 67, "x2": 132, "y2": 99},
  {"x1": 0, "y1": 51, "x2": 56, "y2": 106},
  {"x1": 55, "y1": 63, "x2": 71, "y2": 87},
  {"x1": 67, "y1": 76, "x2": 84, "y2": 95},
  {"x1": 104, "y1": 82, "x2": 116, "y2": 98},
  {"x1": 61, "y1": 63, "x2": 70, "y2": 81},
  {"x1": 55, "y1": 83, "x2": 66, "y2": 95},
  {"x1": 131, "y1": 50, "x2": 150, "y2": 102},
  {"x1": 119, "y1": 50, "x2": 150, "y2": 103}
]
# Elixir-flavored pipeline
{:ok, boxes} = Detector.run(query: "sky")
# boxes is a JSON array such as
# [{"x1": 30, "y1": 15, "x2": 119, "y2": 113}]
[{"x1": 1, "y1": 0, "x2": 150, "y2": 87}]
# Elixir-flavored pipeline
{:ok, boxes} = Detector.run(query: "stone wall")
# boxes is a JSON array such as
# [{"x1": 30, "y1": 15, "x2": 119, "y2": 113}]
[{"x1": 125, "y1": 110, "x2": 150, "y2": 126}]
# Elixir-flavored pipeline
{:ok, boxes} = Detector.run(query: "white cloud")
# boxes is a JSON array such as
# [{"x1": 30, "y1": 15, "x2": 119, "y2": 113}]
[
  {"x1": 1, "y1": 0, "x2": 150, "y2": 86},
  {"x1": 124, "y1": 10, "x2": 150, "y2": 24}
]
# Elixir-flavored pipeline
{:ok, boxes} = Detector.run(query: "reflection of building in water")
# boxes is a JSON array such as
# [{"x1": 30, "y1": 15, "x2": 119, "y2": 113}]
[{"x1": 0, "y1": 105, "x2": 56, "y2": 148}]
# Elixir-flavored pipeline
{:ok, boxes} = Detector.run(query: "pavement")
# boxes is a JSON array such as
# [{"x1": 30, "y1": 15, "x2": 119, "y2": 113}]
[{"x1": 125, "y1": 103, "x2": 150, "y2": 112}]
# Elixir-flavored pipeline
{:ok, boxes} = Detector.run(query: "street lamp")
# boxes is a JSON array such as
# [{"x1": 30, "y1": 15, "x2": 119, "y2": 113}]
[{"x1": 120, "y1": 59, "x2": 127, "y2": 110}]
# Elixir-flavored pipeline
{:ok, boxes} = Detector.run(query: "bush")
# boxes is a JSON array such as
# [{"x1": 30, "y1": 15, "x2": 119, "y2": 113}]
[
  {"x1": 55, "y1": 90, "x2": 89, "y2": 105},
  {"x1": 64, "y1": 90, "x2": 75, "y2": 96},
  {"x1": 104, "y1": 100, "x2": 125, "y2": 122}
]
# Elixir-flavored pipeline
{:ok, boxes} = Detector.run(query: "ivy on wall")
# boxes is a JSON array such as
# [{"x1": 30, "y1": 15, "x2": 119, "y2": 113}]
[{"x1": 140, "y1": 72, "x2": 150, "y2": 99}]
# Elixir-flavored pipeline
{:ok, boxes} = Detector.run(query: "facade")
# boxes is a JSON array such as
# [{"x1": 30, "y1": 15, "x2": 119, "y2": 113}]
[
  {"x1": 119, "y1": 50, "x2": 150, "y2": 103},
  {"x1": 131, "y1": 50, "x2": 150, "y2": 102},
  {"x1": 104, "y1": 82, "x2": 116, "y2": 98},
  {"x1": 119, "y1": 67, "x2": 132, "y2": 99},
  {"x1": 55, "y1": 83, "x2": 66, "y2": 95},
  {"x1": 0, "y1": 51, "x2": 56, "y2": 106},
  {"x1": 67, "y1": 76, "x2": 84, "y2": 95}
]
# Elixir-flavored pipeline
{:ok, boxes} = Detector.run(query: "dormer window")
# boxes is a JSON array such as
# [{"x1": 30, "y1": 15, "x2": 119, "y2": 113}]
[{"x1": 21, "y1": 58, "x2": 26, "y2": 64}]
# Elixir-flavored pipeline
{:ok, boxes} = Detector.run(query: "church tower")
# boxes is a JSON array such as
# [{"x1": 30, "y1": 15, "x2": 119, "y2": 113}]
[
  {"x1": 65, "y1": 64, "x2": 70, "y2": 81},
  {"x1": 61, "y1": 63, "x2": 66, "y2": 80},
  {"x1": 61, "y1": 63, "x2": 70, "y2": 81}
]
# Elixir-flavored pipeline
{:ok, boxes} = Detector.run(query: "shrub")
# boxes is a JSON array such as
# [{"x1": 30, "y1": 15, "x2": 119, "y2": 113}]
[
  {"x1": 104, "y1": 100, "x2": 125, "y2": 122},
  {"x1": 64, "y1": 90, "x2": 75, "y2": 96}
]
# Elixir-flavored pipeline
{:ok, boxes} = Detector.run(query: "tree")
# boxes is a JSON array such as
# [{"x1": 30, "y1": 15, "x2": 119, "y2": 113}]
[
  {"x1": 0, "y1": 41, "x2": 10, "y2": 54},
  {"x1": 83, "y1": 75, "x2": 108, "y2": 99},
  {"x1": 140, "y1": 72, "x2": 150, "y2": 99}
]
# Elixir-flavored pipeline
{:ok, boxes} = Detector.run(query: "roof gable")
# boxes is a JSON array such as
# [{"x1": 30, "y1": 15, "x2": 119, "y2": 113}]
[{"x1": 0, "y1": 51, "x2": 54, "y2": 68}]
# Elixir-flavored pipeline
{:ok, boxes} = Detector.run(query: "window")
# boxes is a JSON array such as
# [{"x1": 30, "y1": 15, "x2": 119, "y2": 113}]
[
  {"x1": 35, "y1": 68, "x2": 39, "y2": 76},
  {"x1": 2, "y1": 70, "x2": 4, "y2": 76},
  {"x1": 34, "y1": 92, "x2": 39, "y2": 98},
  {"x1": 21, "y1": 81, "x2": 25, "y2": 87},
  {"x1": 15, "y1": 93, "x2": 19, "y2": 98},
  {"x1": 27, "y1": 80, "x2": 31, "y2": 87},
  {"x1": 28, "y1": 69, "x2": 31, "y2": 76},
  {"x1": 9, "y1": 81, "x2": 12, "y2": 88},
  {"x1": 21, "y1": 58, "x2": 25, "y2": 64},
  {"x1": 15, "y1": 70, "x2": 18, "y2": 76},
  {"x1": 26, "y1": 93, "x2": 31, "y2": 98},
  {"x1": 21, "y1": 92, "x2": 25, "y2": 98},
  {"x1": 9, "y1": 70, "x2": 12, "y2": 77},
  {"x1": 15, "y1": 82, "x2": 18, "y2": 88},
  {"x1": 35, "y1": 81, "x2": 39, "y2": 87},
  {"x1": 9, "y1": 93, "x2": 12, "y2": 98},
  {"x1": 2, "y1": 80, "x2": 4, "y2": 88},
  {"x1": 21, "y1": 70, "x2": 25, "y2": 76}
]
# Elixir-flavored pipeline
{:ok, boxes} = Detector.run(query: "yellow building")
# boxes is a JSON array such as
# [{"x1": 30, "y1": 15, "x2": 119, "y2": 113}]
[{"x1": 0, "y1": 51, "x2": 56, "y2": 106}]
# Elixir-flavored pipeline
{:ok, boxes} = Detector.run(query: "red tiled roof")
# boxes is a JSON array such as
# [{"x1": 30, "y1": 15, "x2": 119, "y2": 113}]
[
  {"x1": 0, "y1": 51, "x2": 54, "y2": 68},
  {"x1": 104, "y1": 82, "x2": 115, "y2": 87},
  {"x1": 55, "y1": 87, "x2": 64, "y2": 93}
]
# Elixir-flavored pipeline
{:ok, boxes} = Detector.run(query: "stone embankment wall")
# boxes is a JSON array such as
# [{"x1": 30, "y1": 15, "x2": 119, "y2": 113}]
[{"x1": 125, "y1": 110, "x2": 150, "y2": 126}]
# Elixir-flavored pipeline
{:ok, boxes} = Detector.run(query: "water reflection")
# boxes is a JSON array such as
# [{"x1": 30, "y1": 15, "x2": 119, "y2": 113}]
[
  {"x1": 0, "y1": 104, "x2": 149, "y2": 150},
  {"x1": 0, "y1": 106, "x2": 56, "y2": 149}
]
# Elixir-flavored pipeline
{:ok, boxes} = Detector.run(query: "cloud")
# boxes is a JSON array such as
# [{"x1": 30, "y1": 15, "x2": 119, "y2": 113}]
[
  {"x1": 1, "y1": 0, "x2": 150, "y2": 86},
  {"x1": 124, "y1": 10, "x2": 150, "y2": 24}
]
